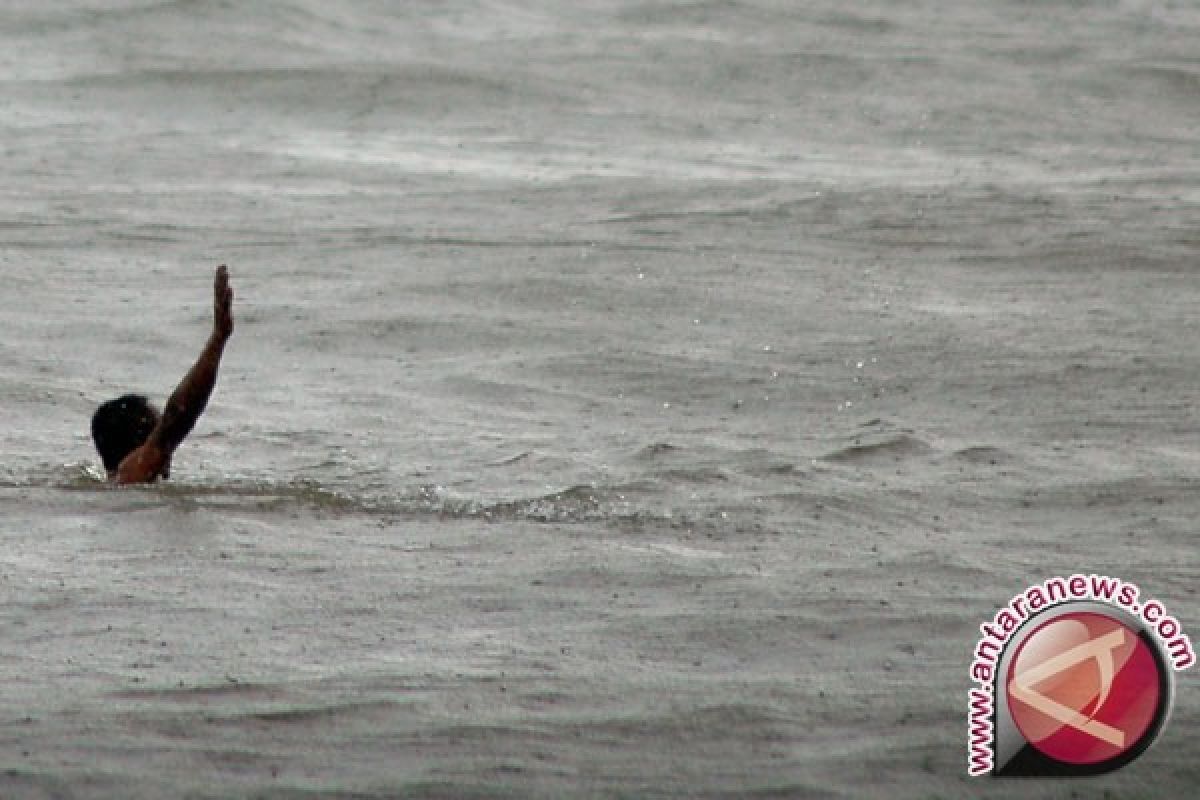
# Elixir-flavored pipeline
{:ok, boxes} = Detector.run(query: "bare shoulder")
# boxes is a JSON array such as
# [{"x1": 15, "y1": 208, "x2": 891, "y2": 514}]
[{"x1": 115, "y1": 440, "x2": 169, "y2": 485}]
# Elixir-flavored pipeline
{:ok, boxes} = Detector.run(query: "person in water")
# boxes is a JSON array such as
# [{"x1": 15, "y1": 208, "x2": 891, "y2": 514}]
[{"x1": 91, "y1": 265, "x2": 234, "y2": 484}]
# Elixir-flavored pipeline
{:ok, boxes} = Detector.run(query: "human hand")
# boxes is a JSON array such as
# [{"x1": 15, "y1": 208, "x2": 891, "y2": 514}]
[{"x1": 214, "y1": 265, "x2": 234, "y2": 340}]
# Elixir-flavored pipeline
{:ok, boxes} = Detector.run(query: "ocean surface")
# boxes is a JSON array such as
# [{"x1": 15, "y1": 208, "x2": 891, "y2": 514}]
[{"x1": 1, "y1": 1, "x2": 1198, "y2": 797}]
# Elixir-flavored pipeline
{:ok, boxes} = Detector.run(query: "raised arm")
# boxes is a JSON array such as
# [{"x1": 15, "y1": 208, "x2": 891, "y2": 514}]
[{"x1": 115, "y1": 266, "x2": 234, "y2": 484}]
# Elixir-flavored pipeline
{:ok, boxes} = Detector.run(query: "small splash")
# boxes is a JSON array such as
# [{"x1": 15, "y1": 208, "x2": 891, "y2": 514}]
[
  {"x1": 0, "y1": 461, "x2": 106, "y2": 490},
  {"x1": 410, "y1": 482, "x2": 669, "y2": 525}
]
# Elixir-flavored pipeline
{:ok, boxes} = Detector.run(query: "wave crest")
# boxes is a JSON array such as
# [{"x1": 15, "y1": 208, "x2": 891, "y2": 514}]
[{"x1": 0, "y1": 463, "x2": 677, "y2": 525}]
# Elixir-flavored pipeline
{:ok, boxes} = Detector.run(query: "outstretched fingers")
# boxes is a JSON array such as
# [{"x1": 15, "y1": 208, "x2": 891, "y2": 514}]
[{"x1": 214, "y1": 264, "x2": 234, "y2": 338}]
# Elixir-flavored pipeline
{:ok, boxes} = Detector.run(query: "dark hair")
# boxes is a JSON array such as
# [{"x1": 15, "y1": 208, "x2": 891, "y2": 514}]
[{"x1": 92, "y1": 394, "x2": 160, "y2": 472}]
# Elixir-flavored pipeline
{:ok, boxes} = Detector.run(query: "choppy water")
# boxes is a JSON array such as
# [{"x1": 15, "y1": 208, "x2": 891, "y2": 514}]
[{"x1": 2, "y1": 1, "x2": 1199, "y2": 797}]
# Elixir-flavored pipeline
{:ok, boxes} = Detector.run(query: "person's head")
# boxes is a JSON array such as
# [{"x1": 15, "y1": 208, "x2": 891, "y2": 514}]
[{"x1": 91, "y1": 394, "x2": 159, "y2": 472}]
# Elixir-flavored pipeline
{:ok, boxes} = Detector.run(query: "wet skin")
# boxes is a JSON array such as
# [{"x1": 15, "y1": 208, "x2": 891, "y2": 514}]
[{"x1": 113, "y1": 265, "x2": 234, "y2": 484}]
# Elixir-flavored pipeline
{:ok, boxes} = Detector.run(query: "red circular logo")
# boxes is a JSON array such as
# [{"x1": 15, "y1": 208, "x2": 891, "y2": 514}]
[{"x1": 1006, "y1": 611, "x2": 1163, "y2": 766}]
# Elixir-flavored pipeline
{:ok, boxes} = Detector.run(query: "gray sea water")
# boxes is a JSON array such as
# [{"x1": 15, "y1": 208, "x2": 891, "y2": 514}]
[{"x1": 2, "y1": 2, "x2": 1199, "y2": 798}]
